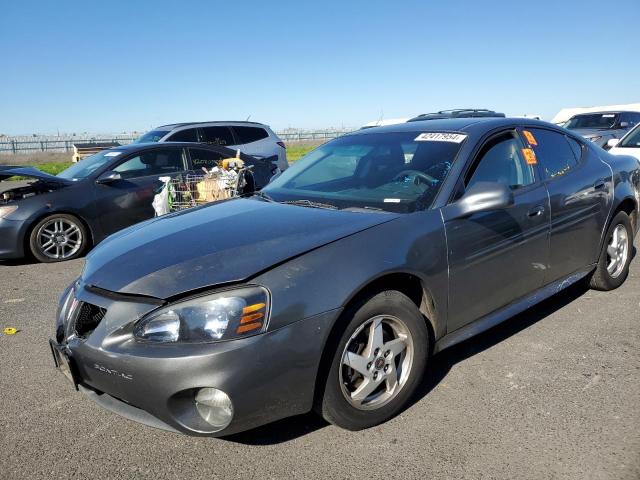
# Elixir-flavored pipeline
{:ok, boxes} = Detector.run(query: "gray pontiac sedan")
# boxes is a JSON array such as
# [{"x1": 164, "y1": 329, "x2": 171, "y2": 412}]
[{"x1": 50, "y1": 118, "x2": 640, "y2": 436}]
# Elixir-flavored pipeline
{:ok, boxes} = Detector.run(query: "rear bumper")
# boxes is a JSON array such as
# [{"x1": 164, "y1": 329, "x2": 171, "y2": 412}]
[
  {"x1": 52, "y1": 290, "x2": 339, "y2": 436},
  {"x1": 0, "y1": 218, "x2": 25, "y2": 259}
]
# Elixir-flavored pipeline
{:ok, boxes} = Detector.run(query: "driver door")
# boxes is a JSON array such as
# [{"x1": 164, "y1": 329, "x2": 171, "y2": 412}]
[
  {"x1": 444, "y1": 130, "x2": 550, "y2": 332},
  {"x1": 93, "y1": 146, "x2": 188, "y2": 237}
]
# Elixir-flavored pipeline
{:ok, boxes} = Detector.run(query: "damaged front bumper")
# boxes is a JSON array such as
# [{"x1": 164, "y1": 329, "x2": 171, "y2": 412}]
[{"x1": 50, "y1": 282, "x2": 339, "y2": 436}]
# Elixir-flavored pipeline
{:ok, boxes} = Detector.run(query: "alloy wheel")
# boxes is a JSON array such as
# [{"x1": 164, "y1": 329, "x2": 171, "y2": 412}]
[
  {"x1": 606, "y1": 224, "x2": 629, "y2": 278},
  {"x1": 36, "y1": 217, "x2": 83, "y2": 260},
  {"x1": 339, "y1": 315, "x2": 414, "y2": 410}
]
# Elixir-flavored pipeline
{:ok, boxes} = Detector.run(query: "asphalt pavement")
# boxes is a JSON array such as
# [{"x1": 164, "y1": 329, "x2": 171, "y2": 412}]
[{"x1": 0, "y1": 242, "x2": 638, "y2": 479}]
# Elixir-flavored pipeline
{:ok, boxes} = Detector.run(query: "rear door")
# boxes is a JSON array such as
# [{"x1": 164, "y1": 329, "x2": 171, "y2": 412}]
[
  {"x1": 445, "y1": 129, "x2": 550, "y2": 331},
  {"x1": 199, "y1": 126, "x2": 235, "y2": 148},
  {"x1": 165, "y1": 127, "x2": 199, "y2": 142},
  {"x1": 93, "y1": 146, "x2": 188, "y2": 236},
  {"x1": 526, "y1": 127, "x2": 612, "y2": 283}
]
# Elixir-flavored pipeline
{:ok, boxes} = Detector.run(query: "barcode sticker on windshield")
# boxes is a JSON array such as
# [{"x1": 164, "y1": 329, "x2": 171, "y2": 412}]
[
  {"x1": 414, "y1": 132, "x2": 467, "y2": 143},
  {"x1": 104, "y1": 152, "x2": 122, "y2": 157}
]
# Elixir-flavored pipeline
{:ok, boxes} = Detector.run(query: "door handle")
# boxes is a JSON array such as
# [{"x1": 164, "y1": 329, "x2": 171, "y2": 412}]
[
  {"x1": 527, "y1": 205, "x2": 545, "y2": 217},
  {"x1": 593, "y1": 179, "x2": 606, "y2": 190}
]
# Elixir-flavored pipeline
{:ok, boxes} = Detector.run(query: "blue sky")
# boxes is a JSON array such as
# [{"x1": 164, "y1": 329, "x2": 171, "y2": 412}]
[{"x1": 1, "y1": 0, "x2": 638, "y2": 135}]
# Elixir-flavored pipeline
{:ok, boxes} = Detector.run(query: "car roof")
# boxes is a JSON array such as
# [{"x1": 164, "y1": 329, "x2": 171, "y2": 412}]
[
  {"x1": 105, "y1": 142, "x2": 241, "y2": 153},
  {"x1": 156, "y1": 121, "x2": 268, "y2": 130},
  {"x1": 570, "y1": 111, "x2": 631, "y2": 117},
  {"x1": 349, "y1": 117, "x2": 552, "y2": 136}
]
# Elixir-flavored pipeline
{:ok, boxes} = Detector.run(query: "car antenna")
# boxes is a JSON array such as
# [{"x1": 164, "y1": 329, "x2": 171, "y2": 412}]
[{"x1": 246, "y1": 115, "x2": 251, "y2": 121}]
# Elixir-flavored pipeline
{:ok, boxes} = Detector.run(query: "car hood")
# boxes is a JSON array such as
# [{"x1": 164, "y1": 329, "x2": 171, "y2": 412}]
[
  {"x1": 82, "y1": 198, "x2": 399, "y2": 299},
  {"x1": 569, "y1": 128, "x2": 617, "y2": 139},
  {"x1": 0, "y1": 166, "x2": 73, "y2": 185}
]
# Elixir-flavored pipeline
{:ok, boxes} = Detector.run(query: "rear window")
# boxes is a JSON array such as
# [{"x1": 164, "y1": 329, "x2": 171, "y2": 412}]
[
  {"x1": 565, "y1": 113, "x2": 618, "y2": 130},
  {"x1": 234, "y1": 126, "x2": 269, "y2": 144},
  {"x1": 200, "y1": 126, "x2": 234, "y2": 146},
  {"x1": 188, "y1": 148, "x2": 226, "y2": 169},
  {"x1": 135, "y1": 130, "x2": 169, "y2": 143},
  {"x1": 167, "y1": 128, "x2": 198, "y2": 142}
]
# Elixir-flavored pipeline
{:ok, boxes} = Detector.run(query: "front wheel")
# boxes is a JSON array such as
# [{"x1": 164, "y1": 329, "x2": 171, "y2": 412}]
[
  {"x1": 29, "y1": 214, "x2": 88, "y2": 263},
  {"x1": 589, "y1": 211, "x2": 633, "y2": 291},
  {"x1": 317, "y1": 290, "x2": 429, "y2": 430}
]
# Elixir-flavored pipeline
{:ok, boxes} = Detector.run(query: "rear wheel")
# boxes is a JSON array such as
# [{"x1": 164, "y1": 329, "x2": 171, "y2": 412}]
[
  {"x1": 29, "y1": 214, "x2": 88, "y2": 263},
  {"x1": 317, "y1": 290, "x2": 429, "y2": 430},
  {"x1": 589, "y1": 211, "x2": 633, "y2": 291}
]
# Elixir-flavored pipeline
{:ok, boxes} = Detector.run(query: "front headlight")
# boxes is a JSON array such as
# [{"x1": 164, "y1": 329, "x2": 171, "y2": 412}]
[
  {"x1": 134, "y1": 286, "x2": 270, "y2": 343},
  {"x1": 0, "y1": 206, "x2": 18, "y2": 219}
]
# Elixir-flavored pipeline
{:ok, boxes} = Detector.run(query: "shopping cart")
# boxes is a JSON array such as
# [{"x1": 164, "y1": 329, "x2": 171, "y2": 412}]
[{"x1": 168, "y1": 167, "x2": 253, "y2": 212}]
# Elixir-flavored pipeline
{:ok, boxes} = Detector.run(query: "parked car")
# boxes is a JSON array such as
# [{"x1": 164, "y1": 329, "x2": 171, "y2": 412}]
[
  {"x1": 563, "y1": 111, "x2": 640, "y2": 148},
  {"x1": 135, "y1": 121, "x2": 288, "y2": 172},
  {"x1": 0, "y1": 143, "x2": 275, "y2": 263},
  {"x1": 50, "y1": 118, "x2": 639, "y2": 437},
  {"x1": 608, "y1": 123, "x2": 640, "y2": 162}
]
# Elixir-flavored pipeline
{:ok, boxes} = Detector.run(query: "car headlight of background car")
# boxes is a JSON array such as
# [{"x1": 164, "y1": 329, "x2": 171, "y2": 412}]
[
  {"x1": 134, "y1": 286, "x2": 270, "y2": 343},
  {"x1": 589, "y1": 135, "x2": 603, "y2": 143}
]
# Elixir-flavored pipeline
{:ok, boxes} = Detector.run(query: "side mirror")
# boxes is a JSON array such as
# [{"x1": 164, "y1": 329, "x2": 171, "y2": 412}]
[
  {"x1": 607, "y1": 138, "x2": 620, "y2": 149},
  {"x1": 443, "y1": 181, "x2": 514, "y2": 221},
  {"x1": 96, "y1": 171, "x2": 122, "y2": 184}
]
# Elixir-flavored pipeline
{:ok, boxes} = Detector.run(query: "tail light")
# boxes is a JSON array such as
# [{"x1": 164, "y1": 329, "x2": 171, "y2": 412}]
[{"x1": 277, "y1": 141, "x2": 286, "y2": 149}]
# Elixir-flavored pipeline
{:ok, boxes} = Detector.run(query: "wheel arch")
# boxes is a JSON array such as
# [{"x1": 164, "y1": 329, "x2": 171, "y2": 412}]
[
  {"x1": 23, "y1": 209, "x2": 95, "y2": 257},
  {"x1": 614, "y1": 196, "x2": 638, "y2": 233},
  {"x1": 312, "y1": 271, "x2": 439, "y2": 407}
]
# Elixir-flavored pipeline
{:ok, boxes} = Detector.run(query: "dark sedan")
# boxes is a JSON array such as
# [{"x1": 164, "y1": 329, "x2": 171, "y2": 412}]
[
  {"x1": 564, "y1": 111, "x2": 640, "y2": 148},
  {"x1": 50, "y1": 118, "x2": 640, "y2": 436},
  {"x1": 0, "y1": 143, "x2": 276, "y2": 262}
]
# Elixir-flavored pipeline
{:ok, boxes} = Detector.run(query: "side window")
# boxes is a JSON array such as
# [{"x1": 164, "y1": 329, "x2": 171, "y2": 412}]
[
  {"x1": 620, "y1": 112, "x2": 640, "y2": 127},
  {"x1": 189, "y1": 148, "x2": 225, "y2": 170},
  {"x1": 114, "y1": 148, "x2": 185, "y2": 179},
  {"x1": 528, "y1": 128, "x2": 578, "y2": 179},
  {"x1": 466, "y1": 132, "x2": 535, "y2": 190},
  {"x1": 200, "y1": 126, "x2": 234, "y2": 146},
  {"x1": 167, "y1": 128, "x2": 198, "y2": 142},
  {"x1": 565, "y1": 137, "x2": 583, "y2": 162},
  {"x1": 233, "y1": 126, "x2": 269, "y2": 144}
]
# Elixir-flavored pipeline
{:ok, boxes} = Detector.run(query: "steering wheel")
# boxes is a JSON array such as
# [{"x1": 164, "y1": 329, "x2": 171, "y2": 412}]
[{"x1": 392, "y1": 170, "x2": 437, "y2": 186}]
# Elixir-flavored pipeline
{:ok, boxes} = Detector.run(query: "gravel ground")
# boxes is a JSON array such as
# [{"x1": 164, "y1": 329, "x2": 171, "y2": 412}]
[{"x1": 0, "y1": 242, "x2": 638, "y2": 480}]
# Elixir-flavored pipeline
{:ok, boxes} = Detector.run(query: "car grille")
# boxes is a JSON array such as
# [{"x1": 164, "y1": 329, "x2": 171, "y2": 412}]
[{"x1": 72, "y1": 301, "x2": 106, "y2": 339}]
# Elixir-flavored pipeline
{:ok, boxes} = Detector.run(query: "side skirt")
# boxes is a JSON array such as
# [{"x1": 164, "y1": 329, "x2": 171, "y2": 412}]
[{"x1": 433, "y1": 266, "x2": 595, "y2": 354}]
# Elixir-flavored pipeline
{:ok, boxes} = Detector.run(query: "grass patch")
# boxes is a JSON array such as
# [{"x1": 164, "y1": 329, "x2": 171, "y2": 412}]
[
  {"x1": 286, "y1": 143, "x2": 319, "y2": 162},
  {"x1": 34, "y1": 161, "x2": 73, "y2": 175}
]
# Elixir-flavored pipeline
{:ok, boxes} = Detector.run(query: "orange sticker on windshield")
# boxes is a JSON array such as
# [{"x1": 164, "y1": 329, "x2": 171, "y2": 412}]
[
  {"x1": 523, "y1": 130, "x2": 538, "y2": 146},
  {"x1": 522, "y1": 148, "x2": 537, "y2": 165}
]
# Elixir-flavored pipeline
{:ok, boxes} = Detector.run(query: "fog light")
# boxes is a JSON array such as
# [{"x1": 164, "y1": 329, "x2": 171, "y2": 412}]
[{"x1": 195, "y1": 388, "x2": 233, "y2": 431}]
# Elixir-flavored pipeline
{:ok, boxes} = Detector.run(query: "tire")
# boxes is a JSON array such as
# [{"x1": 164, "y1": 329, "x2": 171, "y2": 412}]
[
  {"x1": 28, "y1": 214, "x2": 88, "y2": 263},
  {"x1": 589, "y1": 211, "x2": 633, "y2": 291},
  {"x1": 316, "y1": 290, "x2": 429, "y2": 430}
]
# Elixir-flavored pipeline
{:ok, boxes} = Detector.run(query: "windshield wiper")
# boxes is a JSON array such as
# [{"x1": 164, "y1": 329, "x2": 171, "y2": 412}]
[
  {"x1": 281, "y1": 199, "x2": 338, "y2": 210},
  {"x1": 252, "y1": 191, "x2": 276, "y2": 202}
]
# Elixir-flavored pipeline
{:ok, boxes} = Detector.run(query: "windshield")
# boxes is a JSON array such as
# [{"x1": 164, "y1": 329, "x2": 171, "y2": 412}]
[
  {"x1": 134, "y1": 129, "x2": 169, "y2": 143},
  {"x1": 262, "y1": 131, "x2": 464, "y2": 213},
  {"x1": 57, "y1": 150, "x2": 123, "y2": 180},
  {"x1": 619, "y1": 125, "x2": 640, "y2": 148},
  {"x1": 565, "y1": 113, "x2": 618, "y2": 130}
]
